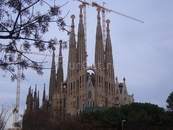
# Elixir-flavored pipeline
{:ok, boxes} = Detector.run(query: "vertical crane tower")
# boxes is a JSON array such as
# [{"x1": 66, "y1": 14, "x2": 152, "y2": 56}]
[
  {"x1": 13, "y1": 45, "x2": 22, "y2": 128},
  {"x1": 12, "y1": 45, "x2": 61, "y2": 129}
]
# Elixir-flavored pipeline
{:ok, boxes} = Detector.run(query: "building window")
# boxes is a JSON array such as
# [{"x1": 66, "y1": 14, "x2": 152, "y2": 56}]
[
  {"x1": 82, "y1": 75, "x2": 84, "y2": 83},
  {"x1": 71, "y1": 83, "x2": 72, "y2": 90},
  {"x1": 80, "y1": 76, "x2": 81, "y2": 84}
]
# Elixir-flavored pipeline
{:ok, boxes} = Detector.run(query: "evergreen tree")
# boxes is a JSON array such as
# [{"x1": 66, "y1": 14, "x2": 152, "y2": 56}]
[{"x1": 166, "y1": 91, "x2": 173, "y2": 111}]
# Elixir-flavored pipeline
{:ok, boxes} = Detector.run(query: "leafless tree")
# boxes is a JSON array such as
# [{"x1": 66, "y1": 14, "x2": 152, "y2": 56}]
[
  {"x1": 0, "y1": 104, "x2": 12, "y2": 130},
  {"x1": 0, "y1": 0, "x2": 68, "y2": 80}
]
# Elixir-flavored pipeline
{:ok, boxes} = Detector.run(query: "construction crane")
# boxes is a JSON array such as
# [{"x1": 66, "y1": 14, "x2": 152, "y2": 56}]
[
  {"x1": 9, "y1": 45, "x2": 60, "y2": 129},
  {"x1": 91, "y1": 2, "x2": 144, "y2": 23},
  {"x1": 74, "y1": 0, "x2": 144, "y2": 47},
  {"x1": 13, "y1": 45, "x2": 22, "y2": 129},
  {"x1": 92, "y1": 1, "x2": 144, "y2": 47}
]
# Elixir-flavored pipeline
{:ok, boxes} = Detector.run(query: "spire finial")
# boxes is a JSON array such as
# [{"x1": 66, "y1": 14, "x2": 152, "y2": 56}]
[
  {"x1": 71, "y1": 14, "x2": 75, "y2": 20},
  {"x1": 71, "y1": 14, "x2": 75, "y2": 32},
  {"x1": 97, "y1": 7, "x2": 101, "y2": 12},
  {"x1": 123, "y1": 77, "x2": 126, "y2": 81},
  {"x1": 43, "y1": 85, "x2": 46, "y2": 101},
  {"x1": 38, "y1": 90, "x2": 39, "y2": 98},
  {"x1": 115, "y1": 76, "x2": 118, "y2": 81},
  {"x1": 34, "y1": 85, "x2": 37, "y2": 99},
  {"x1": 106, "y1": 19, "x2": 110, "y2": 24},
  {"x1": 29, "y1": 86, "x2": 31, "y2": 94},
  {"x1": 106, "y1": 19, "x2": 110, "y2": 36},
  {"x1": 79, "y1": 5, "x2": 83, "y2": 21},
  {"x1": 71, "y1": 15, "x2": 75, "y2": 28},
  {"x1": 35, "y1": 85, "x2": 37, "y2": 92},
  {"x1": 97, "y1": 8, "x2": 101, "y2": 24},
  {"x1": 59, "y1": 40, "x2": 62, "y2": 52},
  {"x1": 106, "y1": 19, "x2": 110, "y2": 30}
]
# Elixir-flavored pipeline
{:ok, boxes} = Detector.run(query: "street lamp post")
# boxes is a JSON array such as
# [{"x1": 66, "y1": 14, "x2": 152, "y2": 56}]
[
  {"x1": 114, "y1": 103, "x2": 126, "y2": 130},
  {"x1": 122, "y1": 120, "x2": 126, "y2": 130}
]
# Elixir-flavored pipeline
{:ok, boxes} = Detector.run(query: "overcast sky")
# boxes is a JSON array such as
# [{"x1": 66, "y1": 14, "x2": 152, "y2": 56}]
[{"x1": 1, "y1": 0, "x2": 173, "y2": 128}]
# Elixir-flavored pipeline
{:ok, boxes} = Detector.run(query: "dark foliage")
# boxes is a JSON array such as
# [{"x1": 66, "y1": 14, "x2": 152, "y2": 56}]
[
  {"x1": 22, "y1": 103, "x2": 173, "y2": 130},
  {"x1": 22, "y1": 109, "x2": 56, "y2": 130},
  {"x1": 121, "y1": 103, "x2": 168, "y2": 130},
  {"x1": 166, "y1": 91, "x2": 173, "y2": 111},
  {"x1": 0, "y1": 0, "x2": 67, "y2": 80}
]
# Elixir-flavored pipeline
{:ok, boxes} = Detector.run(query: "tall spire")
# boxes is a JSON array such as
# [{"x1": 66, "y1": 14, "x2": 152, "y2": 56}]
[
  {"x1": 104, "y1": 19, "x2": 115, "y2": 107},
  {"x1": 37, "y1": 90, "x2": 39, "y2": 109},
  {"x1": 77, "y1": 5, "x2": 87, "y2": 72},
  {"x1": 94, "y1": 8, "x2": 105, "y2": 107},
  {"x1": 57, "y1": 40, "x2": 64, "y2": 91},
  {"x1": 105, "y1": 19, "x2": 114, "y2": 80},
  {"x1": 49, "y1": 48, "x2": 56, "y2": 102},
  {"x1": 67, "y1": 14, "x2": 77, "y2": 79},
  {"x1": 122, "y1": 77, "x2": 128, "y2": 95},
  {"x1": 26, "y1": 86, "x2": 33, "y2": 112},
  {"x1": 95, "y1": 8, "x2": 104, "y2": 72},
  {"x1": 33, "y1": 85, "x2": 38, "y2": 110},
  {"x1": 42, "y1": 84, "x2": 48, "y2": 110},
  {"x1": 42, "y1": 84, "x2": 46, "y2": 101},
  {"x1": 34, "y1": 85, "x2": 37, "y2": 100},
  {"x1": 28, "y1": 86, "x2": 31, "y2": 95}
]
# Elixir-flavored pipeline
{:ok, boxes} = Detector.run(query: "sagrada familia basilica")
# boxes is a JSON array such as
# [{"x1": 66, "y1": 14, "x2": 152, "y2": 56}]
[{"x1": 24, "y1": 5, "x2": 134, "y2": 117}]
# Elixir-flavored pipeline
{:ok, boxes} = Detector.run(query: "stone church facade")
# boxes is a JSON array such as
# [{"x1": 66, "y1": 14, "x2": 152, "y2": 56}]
[{"x1": 25, "y1": 6, "x2": 134, "y2": 116}]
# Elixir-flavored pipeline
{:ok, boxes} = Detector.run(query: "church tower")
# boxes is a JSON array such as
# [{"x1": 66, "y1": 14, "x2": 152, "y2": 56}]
[
  {"x1": 66, "y1": 14, "x2": 77, "y2": 114},
  {"x1": 94, "y1": 8, "x2": 105, "y2": 107},
  {"x1": 49, "y1": 48, "x2": 56, "y2": 103},
  {"x1": 56, "y1": 40, "x2": 64, "y2": 90},
  {"x1": 51, "y1": 40, "x2": 66, "y2": 118},
  {"x1": 76, "y1": 5, "x2": 87, "y2": 110},
  {"x1": 24, "y1": 4, "x2": 134, "y2": 117},
  {"x1": 104, "y1": 20, "x2": 115, "y2": 107},
  {"x1": 66, "y1": 5, "x2": 87, "y2": 114}
]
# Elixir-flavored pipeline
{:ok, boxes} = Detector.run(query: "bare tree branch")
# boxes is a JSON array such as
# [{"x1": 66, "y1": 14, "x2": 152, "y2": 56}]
[
  {"x1": 0, "y1": 0, "x2": 68, "y2": 80},
  {"x1": 0, "y1": 104, "x2": 12, "y2": 130}
]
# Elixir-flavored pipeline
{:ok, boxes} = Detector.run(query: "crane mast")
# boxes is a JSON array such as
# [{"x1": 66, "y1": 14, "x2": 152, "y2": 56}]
[
  {"x1": 12, "y1": 45, "x2": 61, "y2": 129},
  {"x1": 13, "y1": 45, "x2": 22, "y2": 129},
  {"x1": 15, "y1": 53, "x2": 21, "y2": 126},
  {"x1": 102, "y1": 2, "x2": 106, "y2": 48}
]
